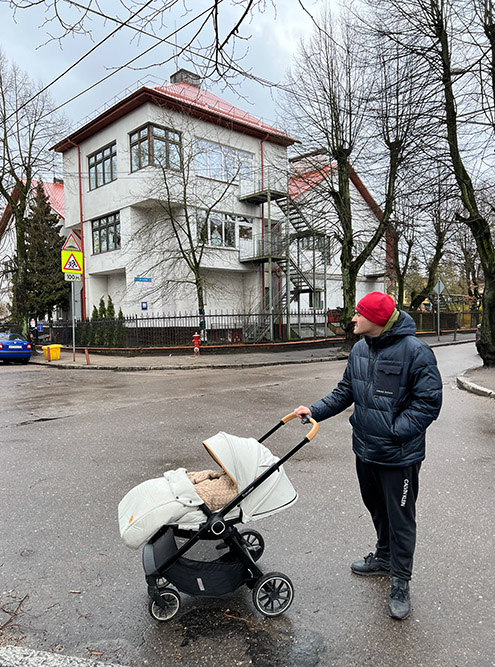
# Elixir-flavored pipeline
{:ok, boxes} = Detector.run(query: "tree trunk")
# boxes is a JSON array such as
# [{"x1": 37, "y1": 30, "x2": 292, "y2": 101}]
[
  {"x1": 436, "y1": 6, "x2": 495, "y2": 365},
  {"x1": 340, "y1": 261, "x2": 358, "y2": 349}
]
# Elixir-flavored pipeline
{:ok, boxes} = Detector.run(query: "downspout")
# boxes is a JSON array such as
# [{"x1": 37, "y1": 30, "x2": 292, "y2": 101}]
[
  {"x1": 261, "y1": 133, "x2": 273, "y2": 338},
  {"x1": 260, "y1": 135, "x2": 268, "y2": 310},
  {"x1": 68, "y1": 140, "x2": 87, "y2": 320}
]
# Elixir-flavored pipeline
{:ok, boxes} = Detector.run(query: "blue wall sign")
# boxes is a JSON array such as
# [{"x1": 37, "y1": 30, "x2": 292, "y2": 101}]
[
  {"x1": 141, "y1": 302, "x2": 148, "y2": 311},
  {"x1": 134, "y1": 277, "x2": 152, "y2": 283}
]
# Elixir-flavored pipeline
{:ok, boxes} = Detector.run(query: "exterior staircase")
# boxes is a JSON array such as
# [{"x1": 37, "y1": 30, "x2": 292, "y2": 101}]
[
  {"x1": 239, "y1": 194, "x2": 327, "y2": 343},
  {"x1": 243, "y1": 291, "x2": 287, "y2": 343},
  {"x1": 275, "y1": 197, "x2": 321, "y2": 238}
]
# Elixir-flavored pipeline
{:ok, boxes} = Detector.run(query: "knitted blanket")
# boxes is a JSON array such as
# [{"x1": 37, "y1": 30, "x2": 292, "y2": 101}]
[{"x1": 186, "y1": 470, "x2": 237, "y2": 511}]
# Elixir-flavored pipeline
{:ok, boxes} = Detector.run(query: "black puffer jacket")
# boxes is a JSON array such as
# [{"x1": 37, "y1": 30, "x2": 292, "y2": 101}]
[{"x1": 310, "y1": 311, "x2": 442, "y2": 466}]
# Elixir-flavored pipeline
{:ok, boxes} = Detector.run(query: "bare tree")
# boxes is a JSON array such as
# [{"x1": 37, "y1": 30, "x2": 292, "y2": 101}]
[
  {"x1": 366, "y1": 0, "x2": 495, "y2": 364},
  {"x1": 401, "y1": 172, "x2": 458, "y2": 308},
  {"x1": 281, "y1": 8, "x2": 424, "y2": 346},
  {"x1": 0, "y1": 50, "x2": 67, "y2": 333},
  {"x1": 386, "y1": 198, "x2": 416, "y2": 309},
  {"x1": 9, "y1": 0, "x2": 276, "y2": 83}
]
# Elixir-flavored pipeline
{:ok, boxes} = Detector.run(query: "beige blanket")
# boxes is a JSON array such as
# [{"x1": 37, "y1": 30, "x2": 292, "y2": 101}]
[{"x1": 187, "y1": 470, "x2": 237, "y2": 511}]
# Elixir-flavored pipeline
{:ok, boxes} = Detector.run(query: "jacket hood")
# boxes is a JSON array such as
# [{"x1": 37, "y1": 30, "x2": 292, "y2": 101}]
[{"x1": 366, "y1": 310, "x2": 416, "y2": 347}]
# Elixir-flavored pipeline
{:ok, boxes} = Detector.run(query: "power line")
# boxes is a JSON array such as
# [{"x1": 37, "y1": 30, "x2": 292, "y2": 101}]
[
  {"x1": 10, "y1": 0, "x2": 290, "y2": 131},
  {"x1": 6, "y1": 0, "x2": 156, "y2": 122}
]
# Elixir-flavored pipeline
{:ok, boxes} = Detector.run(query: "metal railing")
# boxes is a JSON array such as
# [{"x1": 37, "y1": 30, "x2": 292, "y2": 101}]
[
  {"x1": 43, "y1": 309, "x2": 328, "y2": 348},
  {"x1": 239, "y1": 232, "x2": 288, "y2": 261},
  {"x1": 39, "y1": 308, "x2": 480, "y2": 349},
  {"x1": 239, "y1": 167, "x2": 289, "y2": 198}
]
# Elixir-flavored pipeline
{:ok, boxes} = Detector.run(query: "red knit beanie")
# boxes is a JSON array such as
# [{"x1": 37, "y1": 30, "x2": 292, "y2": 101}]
[{"x1": 356, "y1": 292, "x2": 396, "y2": 326}]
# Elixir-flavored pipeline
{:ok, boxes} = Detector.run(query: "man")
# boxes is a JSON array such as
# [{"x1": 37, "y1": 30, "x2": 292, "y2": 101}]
[{"x1": 295, "y1": 292, "x2": 442, "y2": 620}]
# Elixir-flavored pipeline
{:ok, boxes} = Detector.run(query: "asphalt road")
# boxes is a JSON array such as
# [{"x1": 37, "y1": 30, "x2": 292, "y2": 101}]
[{"x1": 0, "y1": 343, "x2": 493, "y2": 667}]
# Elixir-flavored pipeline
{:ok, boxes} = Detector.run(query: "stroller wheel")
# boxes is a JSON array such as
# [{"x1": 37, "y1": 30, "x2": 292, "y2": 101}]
[
  {"x1": 239, "y1": 529, "x2": 265, "y2": 561},
  {"x1": 148, "y1": 589, "x2": 181, "y2": 622},
  {"x1": 252, "y1": 572, "x2": 294, "y2": 617},
  {"x1": 156, "y1": 577, "x2": 170, "y2": 590}
]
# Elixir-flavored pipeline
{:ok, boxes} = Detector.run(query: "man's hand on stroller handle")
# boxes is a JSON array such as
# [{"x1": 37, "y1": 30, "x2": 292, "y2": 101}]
[
  {"x1": 282, "y1": 411, "x2": 318, "y2": 439},
  {"x1": 294, "y1": 406, "x2": 312, "y2": 423}
]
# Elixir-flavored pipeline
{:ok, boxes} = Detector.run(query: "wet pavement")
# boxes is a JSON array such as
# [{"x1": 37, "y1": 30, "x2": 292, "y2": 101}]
[
  {"x1": 1, "y1": 334, "x2": 493, "y2": 667},
  {"x1": 29, "y1": 331, "x2": 495, "y2": 397}
]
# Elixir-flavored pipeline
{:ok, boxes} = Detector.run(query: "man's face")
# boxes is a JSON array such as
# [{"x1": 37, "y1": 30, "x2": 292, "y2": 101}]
[{"x1": 352, "y1": 311, "x2": 384, "y2": 337}]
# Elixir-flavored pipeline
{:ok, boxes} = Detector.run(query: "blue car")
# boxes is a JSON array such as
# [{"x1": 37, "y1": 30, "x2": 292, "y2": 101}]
[{"x1": 0, "y1": 333, "x2": 32, "y2": 364}]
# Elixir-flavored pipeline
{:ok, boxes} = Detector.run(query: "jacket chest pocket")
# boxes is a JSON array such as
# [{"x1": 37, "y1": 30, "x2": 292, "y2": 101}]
[{"x1": 375, "y1": 362, "x2": 402, "y2": 398}]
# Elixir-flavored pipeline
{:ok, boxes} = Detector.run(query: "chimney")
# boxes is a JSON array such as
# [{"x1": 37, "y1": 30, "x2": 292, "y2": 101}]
[
  {"x1": 289, "y1": 150, "x2": 329, "y2": 176},
  {"x1": 170, "y1": 69, "x2": 201, "y2": 87}
]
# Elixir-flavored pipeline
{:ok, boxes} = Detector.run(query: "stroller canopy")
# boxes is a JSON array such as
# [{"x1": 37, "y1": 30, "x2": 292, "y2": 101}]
[
  {"x1": 119, "y1": 431, "x2": 298, "y2": 549},
  {"x1": 202, "y1": 432, "x2": 298, "y2": 522}
]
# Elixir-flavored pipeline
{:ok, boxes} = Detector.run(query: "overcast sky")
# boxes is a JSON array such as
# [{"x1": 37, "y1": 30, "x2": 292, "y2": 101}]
[{"x1": 0, "y1": 0, "x2": 330, "y2": 134}]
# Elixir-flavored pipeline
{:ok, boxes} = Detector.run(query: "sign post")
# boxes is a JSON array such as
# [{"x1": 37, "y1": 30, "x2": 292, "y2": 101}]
[
  {"x1": 433, "y1": 279, "x2": 445, "y2": 341},
  {"x1": 61, "y1": 234, "x2": 84, "y2": 361}
]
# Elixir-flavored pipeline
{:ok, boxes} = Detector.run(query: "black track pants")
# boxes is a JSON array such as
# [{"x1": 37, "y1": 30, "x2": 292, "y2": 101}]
[{"x1": 355, "y1": 458, "x2": 421, "y2": 581}]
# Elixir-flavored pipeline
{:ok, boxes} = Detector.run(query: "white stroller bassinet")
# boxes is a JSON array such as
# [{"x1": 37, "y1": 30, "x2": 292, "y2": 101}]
[{"x1": 118, "y1": 431, "x2": 298, "y2": 549}]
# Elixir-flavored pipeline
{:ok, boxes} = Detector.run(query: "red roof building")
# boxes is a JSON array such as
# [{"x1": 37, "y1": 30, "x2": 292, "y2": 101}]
[
  {"x1": 53, "y1": 76, "x2": 293, "y2": 154},
  {"x1": 0, "y1": 179, "x2": 65, "y2": 240}
]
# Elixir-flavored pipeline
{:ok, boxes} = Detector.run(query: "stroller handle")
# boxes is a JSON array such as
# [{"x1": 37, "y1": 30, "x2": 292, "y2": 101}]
[{"x1": 281, "y1": 412, "x2": 319, "y2": 441}]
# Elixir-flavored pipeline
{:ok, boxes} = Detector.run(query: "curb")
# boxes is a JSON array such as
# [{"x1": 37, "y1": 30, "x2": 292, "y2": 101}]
[
  {"x1": 29, "y1": 353, "x2": 349, "y2": 372},
  {"x1": 428, "y1": 339, "x2": 473, "y2": 347},
  {"x1": 456, "y1": 368, "x2": 495, "y2": 399},
  {"x1": 0, "y1": 646, "x2": 128, "y2": 667}
]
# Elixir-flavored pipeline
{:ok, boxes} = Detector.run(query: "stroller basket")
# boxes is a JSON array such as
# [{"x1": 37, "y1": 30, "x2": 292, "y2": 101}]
[{"x1": 143, "y1": 526, "x2": 250, "y2": 597}]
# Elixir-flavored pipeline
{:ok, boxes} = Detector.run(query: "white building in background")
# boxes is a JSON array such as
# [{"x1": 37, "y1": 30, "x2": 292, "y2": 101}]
[
  {"x1": 53, "y1": 69, "x2": 294, "y2": 320},
  {"x1": 52, "y1": 69, "x2": 387, "y2": 340}
]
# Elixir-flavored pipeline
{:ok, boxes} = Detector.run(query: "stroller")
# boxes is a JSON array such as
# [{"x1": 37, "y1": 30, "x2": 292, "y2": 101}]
[{"x1": 118, "y1": 413, "x2": 318, "y2": 621}]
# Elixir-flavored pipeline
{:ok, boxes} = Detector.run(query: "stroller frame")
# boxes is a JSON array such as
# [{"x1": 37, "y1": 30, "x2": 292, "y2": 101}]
[{"x1": 142, "y1": 413, "x2": 318, "y2": 620}]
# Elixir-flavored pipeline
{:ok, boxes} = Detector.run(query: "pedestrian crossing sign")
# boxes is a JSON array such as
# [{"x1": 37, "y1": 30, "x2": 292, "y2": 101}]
[{"x1": 61, "y1": 250, "x2": 83, "y2": 274}]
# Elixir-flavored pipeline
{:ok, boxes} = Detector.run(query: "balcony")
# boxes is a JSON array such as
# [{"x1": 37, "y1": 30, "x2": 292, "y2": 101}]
[
  {"x1": 239, "y1": 167, "x2": 289, "y2": 203},
  {"x1": 239, "y1": 233, "x2": 288, "y2": 262}
]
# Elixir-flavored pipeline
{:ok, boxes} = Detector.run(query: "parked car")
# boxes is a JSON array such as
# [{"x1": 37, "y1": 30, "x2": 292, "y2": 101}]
[
  {"x1": 475, "y1": 323, "x2": 481, "y2": 354},
  {"x1": 0, "y1": 333, "x2": 32, "y2": 364}
]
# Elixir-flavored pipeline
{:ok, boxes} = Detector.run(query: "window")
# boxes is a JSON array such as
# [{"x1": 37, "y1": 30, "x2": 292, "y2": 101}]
[
  {"x1": 92, "y1": 212, "x2": 121, "y2": 254},
  {"x1": 301, "y1": 235, "x2": 328, "y2": 251},
  {"x1": 238, "y1": 218, "x2": 252, "y2": 242},
  {"x1": 195, "y1": 139, "x2": 253, "y2": 182},
  {"x1": 197, "y1": 210, "x2": 252, "y2": 248},
  {"x1": 309, "y1": 291, "x2": 323, "y2": 309},
  {"x1": 88, "y1": 142, "x2": 117, "y2": 190},
  {"x1": 130, "y1": 124, "x2": 181, "y2": 172}
]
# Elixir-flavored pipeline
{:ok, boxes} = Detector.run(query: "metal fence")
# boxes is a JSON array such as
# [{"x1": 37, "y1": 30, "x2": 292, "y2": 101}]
[
  {"x1": 36, "y1": 308, "x2": 479, "y2": 349},
  {"x1": 44, "y1": 310, "x2": 328, "y2": 348}
]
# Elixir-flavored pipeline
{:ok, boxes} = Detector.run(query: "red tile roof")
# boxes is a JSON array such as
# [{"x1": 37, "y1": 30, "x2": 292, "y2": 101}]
[
  {"x1": 155, "y1": 81, "x2": 287, "y2": 138},
  {"x1": 289, "y1": 165, "x2": 334, "y2": 200},
  {"x1": 39, "y1": 180, "x2": 65, "y2": 219},
  {"x1": 53, "y1": 82, "x2": 295, "y2": 152},
  {"x1": 289, "y1": 162, "x2": 383, "y2": 222},
  {"x1": 0, "y1": 180, "x2": 65, "y2": 240}
]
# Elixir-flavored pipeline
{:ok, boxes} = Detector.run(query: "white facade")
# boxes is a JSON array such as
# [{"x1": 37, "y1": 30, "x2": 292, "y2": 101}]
[
  {"x1": 55, "y1": 74, "x2": 387, "y2": 324},
  {"x1": 56, "y1": 78, "x2": 293, "y2": 319}
]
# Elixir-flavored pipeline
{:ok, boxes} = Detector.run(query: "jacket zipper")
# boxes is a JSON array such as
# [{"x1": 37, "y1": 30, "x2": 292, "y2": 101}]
[{"x1": 363, "y1": 345, "x2": 378, "y2": 460}]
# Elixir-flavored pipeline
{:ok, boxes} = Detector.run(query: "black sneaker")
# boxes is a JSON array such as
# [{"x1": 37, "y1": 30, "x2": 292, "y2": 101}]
[
  {"x1": 351, "y1": 551, "x2": 390, "y2": 576},
  {"x1": 388, "y1": 577, "x2": 411, "y2": 620}
]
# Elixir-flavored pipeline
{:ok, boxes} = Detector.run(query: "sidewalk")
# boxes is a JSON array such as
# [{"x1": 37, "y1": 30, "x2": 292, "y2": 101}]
[{"x1": 28, "y1": 330, "x2": 494, "y2": 397}]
